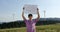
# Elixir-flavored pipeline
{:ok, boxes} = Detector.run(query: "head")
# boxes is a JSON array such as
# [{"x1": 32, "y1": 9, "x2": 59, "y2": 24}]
[{"x1": 28, "y1": 14, "x2": 33, "y2": 20}]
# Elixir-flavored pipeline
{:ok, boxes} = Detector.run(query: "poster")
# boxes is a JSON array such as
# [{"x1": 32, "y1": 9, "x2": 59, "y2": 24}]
[{"x1": 23, "y1": 4, "x2": 38, "y2": 14}]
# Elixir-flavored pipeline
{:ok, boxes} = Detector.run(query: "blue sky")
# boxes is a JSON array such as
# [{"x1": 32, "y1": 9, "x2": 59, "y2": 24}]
[{"x1": 0, "y1": 0, "x2": 60, "y2": 22}]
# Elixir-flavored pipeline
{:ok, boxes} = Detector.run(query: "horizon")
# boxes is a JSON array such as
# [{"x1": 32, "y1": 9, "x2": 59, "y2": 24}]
[{"x1": 0, "y1": 18, "x2": 60, "y2": 24}]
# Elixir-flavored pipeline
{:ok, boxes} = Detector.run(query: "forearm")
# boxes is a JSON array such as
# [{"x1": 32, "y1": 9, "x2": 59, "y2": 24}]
[
  {"x1": 35, "y1": 10, "x2": 40, "y2": 22},
  {"x1": 22, "y1": 11, "x2": 24, "y2": 17},
  {"x1": 37, "y1": 8, "x2": 40, "y2": 19},
  {"x1": 37, "y1": 12, "x2": 40, "y2": 19},
  {"x1": 22, "y1": 11, "x2": 26, "y2": 20},
  {"x1": 22, "y1": 14, "x2": 24, "y2": 19}
]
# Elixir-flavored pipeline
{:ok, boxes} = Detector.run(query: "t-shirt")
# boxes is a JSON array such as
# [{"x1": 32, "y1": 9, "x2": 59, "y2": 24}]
[{"x1": 24, "y1": 19, "x2": 38, "y2": 32}]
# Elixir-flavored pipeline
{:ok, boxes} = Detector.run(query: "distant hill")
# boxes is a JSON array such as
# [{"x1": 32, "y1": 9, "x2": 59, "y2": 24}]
[
  {"x1": 0, "y1": 20, "x2": 6, "y2": 24},
  {"x1": 0, "y1": 18, "x2": 60, "y2": 24},
  {"x1": 40, "y1": 18, "x2": 60, "y2": 21},
  {"x1": 0, "y1": 18, "x2": 60, "y2": 29}
]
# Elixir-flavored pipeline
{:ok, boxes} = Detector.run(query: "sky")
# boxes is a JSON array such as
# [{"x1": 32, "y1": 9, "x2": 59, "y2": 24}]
[{"x1": 0, "y1": 0, "x2": 60, "y2": 22}]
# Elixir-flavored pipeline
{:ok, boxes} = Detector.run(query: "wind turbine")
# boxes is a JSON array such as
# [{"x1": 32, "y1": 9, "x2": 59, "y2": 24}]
[
  {"x1": 12, "y1": 13, "x2": 15, "y2": 21},
  {"x1": 44, "y1": 10, "x2": 46, "y2": 21}
]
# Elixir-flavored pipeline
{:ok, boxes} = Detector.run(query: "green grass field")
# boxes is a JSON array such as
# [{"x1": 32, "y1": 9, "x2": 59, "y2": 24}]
[{"x1": 0, "y1": 23, "x2": 60, "y2": 32}]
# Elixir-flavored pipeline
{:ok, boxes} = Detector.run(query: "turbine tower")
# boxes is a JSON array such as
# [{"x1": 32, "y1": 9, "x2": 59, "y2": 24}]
[
  {"x1": 12, "y1": 13, "x2": 15, "y2": 21},
  {"x1": 44, "y1": 10, "x2": 46, "y2": 21}
]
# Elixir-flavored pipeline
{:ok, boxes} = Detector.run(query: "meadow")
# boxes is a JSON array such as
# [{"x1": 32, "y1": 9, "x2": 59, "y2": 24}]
[{"x1": 0, "y1": 23, "x2": 60, "y2": 32}]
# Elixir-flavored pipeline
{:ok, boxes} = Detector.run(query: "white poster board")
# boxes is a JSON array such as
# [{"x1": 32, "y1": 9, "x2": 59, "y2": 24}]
[{"x1": 23, "y1": 5, "x2": 38, "y2": 14}]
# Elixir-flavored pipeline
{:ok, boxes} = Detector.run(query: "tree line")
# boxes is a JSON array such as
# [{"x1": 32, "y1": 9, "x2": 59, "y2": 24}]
[{"x1": 0, "y1": 19, "x2": 60, "y2": 29}]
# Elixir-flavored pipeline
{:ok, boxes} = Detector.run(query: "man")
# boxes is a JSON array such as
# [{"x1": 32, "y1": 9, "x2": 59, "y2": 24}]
[{"x1": 22, "y1": 8, "x2": 40, "y2": 32}]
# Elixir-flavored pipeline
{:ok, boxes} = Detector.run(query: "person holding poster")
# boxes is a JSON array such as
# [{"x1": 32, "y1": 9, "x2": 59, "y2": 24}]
[{"x1": 22, "y1": 7, "x2": 40, "y2": 32}]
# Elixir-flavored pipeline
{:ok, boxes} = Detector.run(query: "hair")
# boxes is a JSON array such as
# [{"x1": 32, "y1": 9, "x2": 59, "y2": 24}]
[{"x1": 28, "y1": 14, "x2": 33, "y2": 17}]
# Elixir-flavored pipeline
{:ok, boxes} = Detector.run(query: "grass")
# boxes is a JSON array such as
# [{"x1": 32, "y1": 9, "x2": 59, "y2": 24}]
[{"x1": 0, "y1": 23, "x2": 60, "y2": 32}]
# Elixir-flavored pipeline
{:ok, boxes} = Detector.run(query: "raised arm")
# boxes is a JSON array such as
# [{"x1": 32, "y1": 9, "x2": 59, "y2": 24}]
[
  {"x1": 22, "y1": 8, "x2": 26, "y2": 20},
  {"x1": 36, "y1": 8, "x2": 40, "y2": 21}
]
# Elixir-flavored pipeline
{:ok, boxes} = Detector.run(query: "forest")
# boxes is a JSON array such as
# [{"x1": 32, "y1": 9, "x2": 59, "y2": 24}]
[{"x1": 0, "y1": 18, "x2": 60, "y2": 29}]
